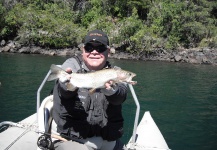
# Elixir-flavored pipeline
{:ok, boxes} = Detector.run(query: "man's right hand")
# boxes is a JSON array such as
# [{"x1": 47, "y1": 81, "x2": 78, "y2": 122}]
[
  {"x1": 66, "y1": 68, "x2": 72, "y2": 74},
  {"x1": 60, "y1": 68, "x2": 72, "y2": 83}
]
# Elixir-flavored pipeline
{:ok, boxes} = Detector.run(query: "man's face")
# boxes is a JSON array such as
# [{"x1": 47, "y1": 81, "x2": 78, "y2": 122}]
[{"x1": 82, "y1": 43, "x2": 110, "y2": 71}]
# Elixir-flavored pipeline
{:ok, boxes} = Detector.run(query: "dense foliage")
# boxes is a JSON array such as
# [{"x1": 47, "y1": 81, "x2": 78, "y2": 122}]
[{"x1": 0, "y1": 0, "x2": 217, "y2": 53}]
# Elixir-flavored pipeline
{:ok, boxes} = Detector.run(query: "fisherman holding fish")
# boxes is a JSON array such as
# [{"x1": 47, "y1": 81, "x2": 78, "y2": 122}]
[{"x1": 51, "y1": 29, "x2": 136, "y2": 150}]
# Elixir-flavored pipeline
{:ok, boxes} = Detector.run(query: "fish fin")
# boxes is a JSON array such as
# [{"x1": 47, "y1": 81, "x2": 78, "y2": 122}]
[
  {"x1": 113, "y1": 66, "x2": 121, "y2": 70},
  {"x1": 66, "y1": 83, "x2": 77, "y2": 91},
  {"x1": 47, "y1": 64, "x2": 66, "y2": 81},
  {"x1": 89, "y1": 88, "x2": 96, "y2": 94},
  {"x1": 128, "y1": 81, "x2": 137, "y2": 85}
]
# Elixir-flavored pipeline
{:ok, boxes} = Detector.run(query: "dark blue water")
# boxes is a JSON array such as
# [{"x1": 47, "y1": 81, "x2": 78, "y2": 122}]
[{"x1": 0, "y1": 53, "x2": 217, "y2": 150}]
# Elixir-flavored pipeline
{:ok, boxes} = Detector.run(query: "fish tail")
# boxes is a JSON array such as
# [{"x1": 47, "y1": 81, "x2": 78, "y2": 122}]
[
  {"x1": 47, "y1": 73, "x2": 58, "y2": 81},
  {"x1": 47, "y1": 64, "x2": 65, "y2": 81}
]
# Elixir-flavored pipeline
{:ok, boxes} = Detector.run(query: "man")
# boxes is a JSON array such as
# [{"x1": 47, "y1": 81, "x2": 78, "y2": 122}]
[{"x1": 52, "y1": 29, "x2": 127, "y2": 150}]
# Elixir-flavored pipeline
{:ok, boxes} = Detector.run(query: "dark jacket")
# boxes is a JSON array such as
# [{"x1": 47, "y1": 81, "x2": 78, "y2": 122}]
[{"x1": 52, "y1": 56, "x2": 128, "y2": 141}]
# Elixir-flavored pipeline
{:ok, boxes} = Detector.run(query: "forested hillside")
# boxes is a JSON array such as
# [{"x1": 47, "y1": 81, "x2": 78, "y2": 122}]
[{"x1": 0, "y1": 0, "x2": 216, "y2": 54}]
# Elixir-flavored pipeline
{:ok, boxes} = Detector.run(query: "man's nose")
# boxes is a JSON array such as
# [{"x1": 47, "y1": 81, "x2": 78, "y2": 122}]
[{"x1": 91, "y1": 49, "x2": 99, "y2": 53}]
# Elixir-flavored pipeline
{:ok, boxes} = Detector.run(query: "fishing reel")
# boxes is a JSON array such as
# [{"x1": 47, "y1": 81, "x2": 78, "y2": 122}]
[{"x1": 37, "y1": 134, "x2": 53, "y2": 150}]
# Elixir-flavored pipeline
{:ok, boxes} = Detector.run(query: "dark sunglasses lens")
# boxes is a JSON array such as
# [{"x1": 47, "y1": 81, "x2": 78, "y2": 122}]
[
  {"x1": 96, "y1": 46, "x2": 107, "y2": 53},
  {"x1": 85, "y1": 45, "x2": 107, "y2": 53},
  {"x1": 84, "y1": 45, "x2": 93, "y2": 52}
]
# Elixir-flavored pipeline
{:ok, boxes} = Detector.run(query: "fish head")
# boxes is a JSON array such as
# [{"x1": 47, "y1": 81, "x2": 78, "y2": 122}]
[{"x1": 117, "y1": 69, "x2": 136, "y2": 84}]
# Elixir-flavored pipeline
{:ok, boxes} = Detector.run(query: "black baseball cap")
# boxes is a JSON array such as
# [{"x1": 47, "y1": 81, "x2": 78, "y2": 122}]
[{"x1": 84, "y1": 29, "x2": 109, "y2": 46}]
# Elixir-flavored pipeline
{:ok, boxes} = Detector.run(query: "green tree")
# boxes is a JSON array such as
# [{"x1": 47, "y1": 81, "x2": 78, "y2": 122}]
[
  {"x1": 0, "y1": 0, "x2": 216, "y2": 51},
  {"x1": 147, "y1": 0, "x2": 217, "y2": 49},
  {"x1": 0, "y1": 3, "x2": 6, "y2": 40}
]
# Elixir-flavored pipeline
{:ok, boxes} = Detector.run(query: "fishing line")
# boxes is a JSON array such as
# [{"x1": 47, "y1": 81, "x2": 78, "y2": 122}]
[{"x1": 124, "y1": 96, "x2": 135, "y2": 142}]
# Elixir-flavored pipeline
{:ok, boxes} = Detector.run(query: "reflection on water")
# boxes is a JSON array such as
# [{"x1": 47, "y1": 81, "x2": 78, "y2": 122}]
[{"x1": 0, "y1": 53, "x2": 217, "y2": 150}]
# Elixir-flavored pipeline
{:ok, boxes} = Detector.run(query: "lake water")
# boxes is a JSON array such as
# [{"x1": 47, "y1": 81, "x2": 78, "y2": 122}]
[{"x1": 0, "y1": 53, "x2": 217, "y2": 150}]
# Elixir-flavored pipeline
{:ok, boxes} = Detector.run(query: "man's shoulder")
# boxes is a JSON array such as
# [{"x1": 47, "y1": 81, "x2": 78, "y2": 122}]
[
  {"x1": 62, "y1": 55, "x2": 83, "y2": 72},
  {"x1": 63, "y1": 57, "x2": 80, "y2": 66},
  {"x1": 67, "y1": 54, "x2": 82, "y2": 63}
]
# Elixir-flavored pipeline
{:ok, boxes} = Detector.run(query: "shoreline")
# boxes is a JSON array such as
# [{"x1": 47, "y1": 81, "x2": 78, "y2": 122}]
[{"x1": 0, "y1": 42, "x2": 217, "y2": 65}]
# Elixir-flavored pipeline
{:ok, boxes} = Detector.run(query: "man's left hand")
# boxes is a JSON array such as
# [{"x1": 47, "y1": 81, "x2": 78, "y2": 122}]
[{"x1": 105, "y1": 81, "x2": 114, "y2": 90}]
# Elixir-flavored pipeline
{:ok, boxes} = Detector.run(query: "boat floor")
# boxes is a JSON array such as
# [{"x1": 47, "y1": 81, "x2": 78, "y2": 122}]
[
  {"x1": 0, "y1": 112, "x2": 170, "y2": 150},
  {"x1": 0, "y1": 114, "x2": 38, "y2": 150}
]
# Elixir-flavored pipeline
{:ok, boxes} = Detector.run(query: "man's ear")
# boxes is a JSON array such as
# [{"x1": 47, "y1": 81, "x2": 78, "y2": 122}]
[
  {"x1": 81, "y1": 45, "x2": 85, "y2": 52},
  {"x1": 108, "y1": 47, "x2": 116, "y2": 57},
  {"x1": 108, "y1": 48, "x2": 111, "y2": 57},
  {"x1": 79, "y1": 43, "x2": 84, "y2": 50}
]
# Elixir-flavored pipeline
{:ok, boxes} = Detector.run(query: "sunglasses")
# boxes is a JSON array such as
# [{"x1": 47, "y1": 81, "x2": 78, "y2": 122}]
[{"x1": 84, "y1": 44, "x2": 107, "y2": 53}]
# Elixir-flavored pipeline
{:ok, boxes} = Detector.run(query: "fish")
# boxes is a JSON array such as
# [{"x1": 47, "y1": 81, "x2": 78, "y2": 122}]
[{"x1": 47, "y1": 64, "x2": 137, "y2": 92}]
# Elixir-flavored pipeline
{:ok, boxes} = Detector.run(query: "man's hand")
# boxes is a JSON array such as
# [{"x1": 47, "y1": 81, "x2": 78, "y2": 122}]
[
  {"x1": 63, "y1": 68, "x2": 72, "y2": 82},
  {"x1": 101, "y1": 80, "x2": 118, "y2": 94},
  {"x1": 105, "y1": 80, "x2": 114, "y2": 90},
  {"x1": 64, "y1": 67, "x2": 78, "y2": 91},
  {"x1": 65, "y1": 68, "x2": 72, "y2": 74}
]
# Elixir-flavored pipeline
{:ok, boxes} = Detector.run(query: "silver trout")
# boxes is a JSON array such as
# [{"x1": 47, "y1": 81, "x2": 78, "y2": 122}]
[{"x1": 47, "y1": 64, "x2": 136, "y2": 91}]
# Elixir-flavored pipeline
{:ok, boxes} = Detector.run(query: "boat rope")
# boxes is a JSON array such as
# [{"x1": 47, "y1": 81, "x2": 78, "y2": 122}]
[{"x1": 0, "y1": 121, "x2": 38, "y2": 131}]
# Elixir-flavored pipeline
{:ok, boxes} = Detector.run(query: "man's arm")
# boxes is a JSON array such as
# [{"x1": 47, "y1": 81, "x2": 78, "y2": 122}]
[
  {"x1": 56, "y1": 57, "x2": 80, "y2": 99},
  {"x1": 57, "y1": 81, "x2": 77, "y2": 99}
]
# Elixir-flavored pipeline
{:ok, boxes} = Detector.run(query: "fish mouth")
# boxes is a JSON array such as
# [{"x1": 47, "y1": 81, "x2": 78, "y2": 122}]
[
  {"x1": 127, "y1": 74, "x2": 136, "y2": 82},
  {"x1": 131, "y1": 73, "x2": 136, "y2": 78}
]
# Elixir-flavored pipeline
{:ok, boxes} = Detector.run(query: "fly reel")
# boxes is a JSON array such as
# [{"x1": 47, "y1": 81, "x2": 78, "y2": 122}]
[{"x1": 37, "y1": 134, "x2": 53, "y2": 150}]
